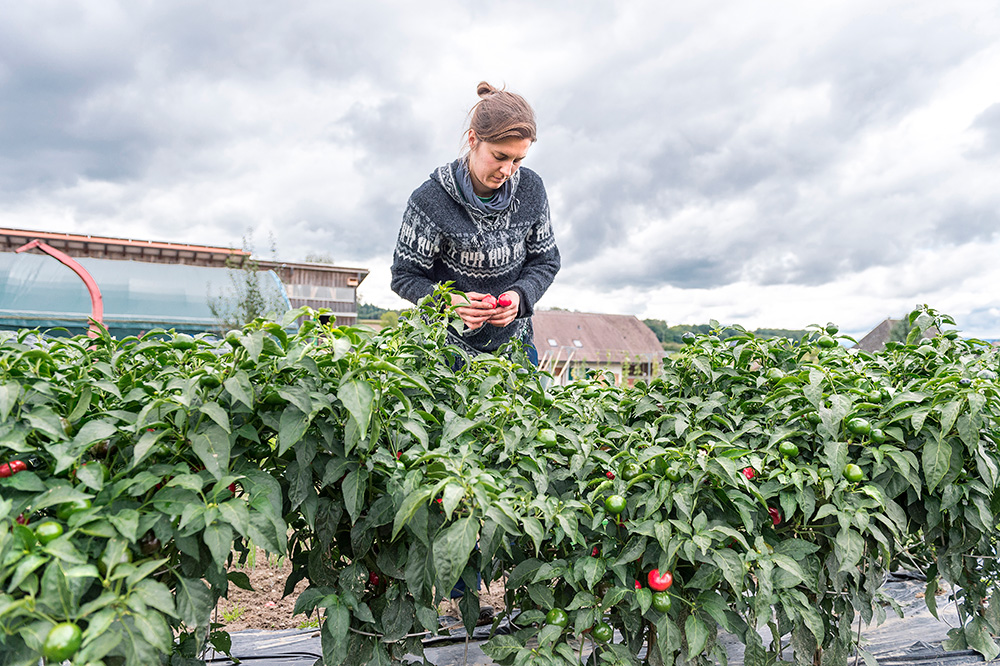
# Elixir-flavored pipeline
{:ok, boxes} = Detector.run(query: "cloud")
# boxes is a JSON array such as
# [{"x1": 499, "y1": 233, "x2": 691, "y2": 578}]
[
  {"x1": 968, "y1": 102, "x2": 1000, "y2": 157},
  {"x1": 1, "y1": 1, "x2": 999, "y2": 334}
]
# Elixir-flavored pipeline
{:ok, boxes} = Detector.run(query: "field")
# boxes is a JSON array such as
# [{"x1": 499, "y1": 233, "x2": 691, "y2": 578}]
[{"x1": 3, "y1": 296, "x2": 1000, "y2": 666}]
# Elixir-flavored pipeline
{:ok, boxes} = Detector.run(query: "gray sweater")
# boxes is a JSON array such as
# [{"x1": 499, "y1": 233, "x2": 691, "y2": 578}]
[{"x1": 391, "y1": 160, "x2": 560, "y2": 355}]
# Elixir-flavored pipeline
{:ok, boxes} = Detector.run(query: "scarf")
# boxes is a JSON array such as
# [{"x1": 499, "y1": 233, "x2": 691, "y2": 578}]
[{"x1": 455, "y1": 157, "x2": 518, "y2": 215}]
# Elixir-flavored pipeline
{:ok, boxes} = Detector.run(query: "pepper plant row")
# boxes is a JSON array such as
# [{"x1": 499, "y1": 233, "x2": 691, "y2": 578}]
[{"x1": 2, "y1": 297, "x2": 1000, "y2": 666}]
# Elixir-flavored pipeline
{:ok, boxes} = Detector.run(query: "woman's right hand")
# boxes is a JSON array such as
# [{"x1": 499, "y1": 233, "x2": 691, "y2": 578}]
[{"x1": 450, "y1": 292, "x2": 496, "y2": 330}]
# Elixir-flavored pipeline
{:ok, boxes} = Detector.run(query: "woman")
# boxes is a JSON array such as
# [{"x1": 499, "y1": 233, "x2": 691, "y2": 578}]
[{"x1": 391, "y1": 81, "x2": 560, "y2": 364}]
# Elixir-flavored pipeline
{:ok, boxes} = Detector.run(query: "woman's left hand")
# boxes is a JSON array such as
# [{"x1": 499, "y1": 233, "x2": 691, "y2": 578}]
[{"x1": 488, "y1": 291, "x2": 519, "y2": 328}]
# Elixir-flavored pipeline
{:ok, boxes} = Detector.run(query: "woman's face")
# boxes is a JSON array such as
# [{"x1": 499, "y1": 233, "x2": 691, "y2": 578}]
[{"x1": 467, "y1": 132, "x2": 532, "y2": 197}]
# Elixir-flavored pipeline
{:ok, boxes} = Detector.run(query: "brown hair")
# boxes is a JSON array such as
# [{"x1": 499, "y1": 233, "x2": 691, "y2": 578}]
[{"x1": 466, "y1": 81, "x2": 537, "y2": 145}]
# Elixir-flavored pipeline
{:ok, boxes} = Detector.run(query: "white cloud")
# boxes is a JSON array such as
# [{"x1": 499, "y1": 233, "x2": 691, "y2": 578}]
[{"x1": 2, "y1": 1, "x2": 1000, "y2": 335}]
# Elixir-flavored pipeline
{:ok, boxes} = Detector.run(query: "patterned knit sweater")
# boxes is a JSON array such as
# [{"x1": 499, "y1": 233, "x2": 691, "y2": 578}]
[{"x1": 391, "y1": 159, "x2": 560, "y2": 355}]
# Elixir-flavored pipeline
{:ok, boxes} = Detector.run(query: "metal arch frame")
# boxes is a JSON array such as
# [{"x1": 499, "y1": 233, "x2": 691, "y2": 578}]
[{"x1": 15, "y1": 239, "x2": 104, "y2": 336}]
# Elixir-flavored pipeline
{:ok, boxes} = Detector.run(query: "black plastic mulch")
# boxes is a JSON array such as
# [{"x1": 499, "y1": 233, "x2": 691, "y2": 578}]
[{"x1": 202, "y1": 573, "x2": 991, "y2": 665}]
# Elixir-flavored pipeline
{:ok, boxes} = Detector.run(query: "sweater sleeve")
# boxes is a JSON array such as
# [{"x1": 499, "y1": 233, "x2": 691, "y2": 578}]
[
  {"x1": 390, "y1": 200, "x2": 444, "y2": 305},
  {"x1": 509, "y1": 194, "x2": 560, "y2": 318}
]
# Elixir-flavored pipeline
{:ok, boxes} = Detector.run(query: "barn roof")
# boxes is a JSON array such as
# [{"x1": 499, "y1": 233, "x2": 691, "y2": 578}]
[{"x1": 532, "y1": 310, "x2": 665, "y2": 364}]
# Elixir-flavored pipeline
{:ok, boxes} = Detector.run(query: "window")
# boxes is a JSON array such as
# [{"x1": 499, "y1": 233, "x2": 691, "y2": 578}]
[
  {"x1": 547, "y1": 338, "x2": 558, "y2": 347},
  {"x1": 573, "y1": 340, "x2": 583, "y2": 347}
]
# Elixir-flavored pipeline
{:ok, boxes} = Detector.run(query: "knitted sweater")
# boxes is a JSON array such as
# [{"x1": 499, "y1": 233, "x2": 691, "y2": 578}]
[{"x1": 391, "y1": 159, "x2": 560, "y2": 355}]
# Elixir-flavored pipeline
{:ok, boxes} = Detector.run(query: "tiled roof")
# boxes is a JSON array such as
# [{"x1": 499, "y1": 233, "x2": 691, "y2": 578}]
[
  {"x1": 532, "y1": 310, "x2": 665, "y2": 364},
  {"x1": 853, "y1": 318, "x2": 937, "y2": 352},
  {"x1": 853, "y1": 318, "x2": 898, "y2": 352}
]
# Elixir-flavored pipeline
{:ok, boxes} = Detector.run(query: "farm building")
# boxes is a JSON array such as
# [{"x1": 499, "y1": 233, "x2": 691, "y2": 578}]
[
  {"x1": 0, "y1": 227, "x2": 369, "y2": 334},
  {"x1": 853, "y1": 317, "x2": 937, "y2": 352},
  {"x1": 531, "y1": 310, "x2": 665, "y2": 386}
]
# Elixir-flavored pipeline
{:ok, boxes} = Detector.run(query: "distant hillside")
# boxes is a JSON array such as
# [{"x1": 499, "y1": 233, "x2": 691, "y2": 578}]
[
  {"x1": 643, "y1": 319, "x2": 809, "y2": 351},
  {"x1": 358, "y1": 302, "x2": 393, "y2": 319},
  {"x1": 359, "y1": 306, "x2": 808, "y2": 350}
]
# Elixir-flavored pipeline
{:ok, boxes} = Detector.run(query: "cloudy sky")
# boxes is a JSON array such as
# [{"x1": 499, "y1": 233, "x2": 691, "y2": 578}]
[{"x1": 2, "y1": 1, "x2": 1000, "y2": 339}]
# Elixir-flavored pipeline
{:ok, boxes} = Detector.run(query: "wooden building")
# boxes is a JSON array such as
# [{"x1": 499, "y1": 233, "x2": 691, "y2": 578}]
[
  {"x1": 531, "y1": 310, "x2": 666, "y2": 386},
  {"x1": 257, "y1": 259, "x2": 368, "y2": 326}
]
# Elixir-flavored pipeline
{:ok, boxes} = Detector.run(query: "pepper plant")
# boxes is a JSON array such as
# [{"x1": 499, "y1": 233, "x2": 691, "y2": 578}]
[{"x1": 2, "y1": 299, "x2": 1000, "y2": 666}]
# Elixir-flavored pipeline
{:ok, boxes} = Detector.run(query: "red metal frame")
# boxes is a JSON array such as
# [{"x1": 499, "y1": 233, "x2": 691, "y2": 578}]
[{"x1": 16, "y1": 239, "x2": 104, "y2": 336}]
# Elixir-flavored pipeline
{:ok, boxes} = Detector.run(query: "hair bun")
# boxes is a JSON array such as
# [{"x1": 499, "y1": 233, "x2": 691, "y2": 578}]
[
  {"x1": 477, "y1": 81, "x2": 499, "y2": 98},
  {"x1": 466, "y1": 81, "x2": 536, "y2": 145}
]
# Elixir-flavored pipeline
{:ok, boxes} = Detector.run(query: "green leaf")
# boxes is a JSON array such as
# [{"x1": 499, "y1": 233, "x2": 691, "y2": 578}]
[
  {"x1": 134, "y1": 578, "x2": 177, "y2": 617},
  {"x1": 964, "y1": 616, "x2": 1000, "y2": 661},
  {"x1": 32, "y1": 485, "x2": 92, "y2": 513},
  {"x1": 441, "y1": 414, "x2": 480, "y2": 447},
  {"x1": 322, "y1": 596, "x2": 351, "y2": 666},
  {"x1": 132, "y1": 428, "x2": 165, "y2": 468},
  {"x1": 601, "y1": 585, "x2": 630, "y2": 611},
  {"x1": 243, "y1": 330, "x2": 265, "y2": 361},
  {"x1": 773, "y1": 538, "x2": 820, "y2": 560},
  {"x1": 8, "y1": 554, "x2": 46, "y2": 592},
  {"x1": 392, "y1": 488, "x2": 432, "y2": 539},
  {"x1": 75, "y1": 462, "x2": 105, "y2": 492},
  {"x1": 342, "y1": 468, "x2": 368, "y2": 524},
  {"x1": 277, "y1": 406, "x2": 310, "y2": 455},
  {"x1": 70, "y1": 420, "x2": 118, "y2": 448},
  {"x1": 381, "y1": 592, "x2": 414, "y2": 642},
  {"x1": 228, "y1": 571, "x2": 253, "y2": 591},
  {"x1": 338, "y1": 378, "x2": 374, "y2": 438},
  {"x1": 771, "y1": 554, "x2": 807, "y2": 586},
  {"x1": 636, "y1": 586, "x2": 652, "y2": 614},
  {"x1": 0, "y1": 382, "x2": 18, "y2": 422},
  {"x1": 507, "y1": 560, "x2": 543, "y2": 588},
  {"x1": 132, "y1": 610, "x2": 173, "y2": 655},
  {"x1": 823, "y1": 438, "x2": 847, "y2": 474},
  {"x1": 576, "y1": 556, "x2": 604, "y2": 589},
  {"x1": 885, "y1": 391, "x2": 929, "y2": 410},
  {"x1": 108, "y1": 509, "x2": 140, "y2": 542},
  {"x1": 922, "y1": 435, "x2": 952, "y2": 493},
  {"x1": 224, "y1": 371, "x2": 254, "y2": 409},
  {"x1": 835, "y1": 528, "x2": 864, "y2": 572},
  {"x1": 203, "y1": 523, "x2": 233, "y2": 566},
  {"x1": 522, "y1": 516, "x2": 544, "y2": 554},
  {"x1": 938, "y1": 400, "x2": 961, "y2": 437},
  {"x1": 433, "y1": 517, "x2": 479, "y2": 599},
  {"x1": 482, "y1": 635, "x2": 524, "y2": 662},
  {"x1": 613, "y1": 536, "x2": 647, "y2": 567},
  {"x1": 536, "y1": 622, "x2": 564, "y2": 648},
  {"x1": 198, "y1": 401, "x2": 231, "y2": 434},
  {"x1": 441, "y1": 481, "x2": 465, "y2": 519},
  {"x1": 175, "y1": 576, "x2": 214, "y2": 629},
  {"x1": 711, "y1": 547, "x2": 745, "y2": 593},
  {"x1": 790, "y1": 620, "x2": 818, "y2": 662},
  {"x1": 190, "y1": 424, "x2": 232, "y2": 480},
  {"x1": 218, "y1": 499, "x2": 251, "y2": 539},
  {"x1": 25, "y1": 405, "x2": 67, "y2": 441},
  {"x1": 685, "y1": 614, "x2": 709, "y2": 657}
]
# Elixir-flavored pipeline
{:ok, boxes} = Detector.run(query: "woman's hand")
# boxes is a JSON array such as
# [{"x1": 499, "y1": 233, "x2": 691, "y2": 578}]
[
  {"x1": 450, "y1": 292, "x2": 496, "y2": 330},
  {"x1": 488, "y1": 291, "x2": 519, "y2": 328}
]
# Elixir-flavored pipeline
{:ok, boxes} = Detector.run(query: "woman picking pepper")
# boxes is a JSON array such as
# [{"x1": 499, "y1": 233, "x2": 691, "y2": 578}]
[{"x1": 391, "y1": 81, "x2": 560, "y2": 364}]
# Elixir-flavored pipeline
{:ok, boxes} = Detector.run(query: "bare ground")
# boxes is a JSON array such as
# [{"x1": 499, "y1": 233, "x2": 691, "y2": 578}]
[{"x1": 215, "y1": 549, "x2": 508, "y2": 633}]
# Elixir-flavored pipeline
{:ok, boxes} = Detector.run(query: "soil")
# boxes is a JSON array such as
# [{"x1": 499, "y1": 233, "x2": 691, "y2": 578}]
[{"x1": 215, "y1": 548, "x2": 508, "y2": 632}]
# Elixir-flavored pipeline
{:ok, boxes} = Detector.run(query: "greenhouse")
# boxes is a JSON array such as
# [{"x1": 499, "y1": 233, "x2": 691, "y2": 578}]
[{"x1": 0, "y1": 250, "x2": 290, "y2": 337}]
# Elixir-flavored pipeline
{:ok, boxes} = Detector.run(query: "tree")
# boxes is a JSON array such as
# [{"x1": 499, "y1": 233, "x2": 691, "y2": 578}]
[
  {"x1": 379, "y1": 311, "x2": 399, "y2": 329},
  {"x1": 358, "y1": 302, "x2": 390, "y2": 319},
  {"x1": 888, "y1": 318, "x2": 911, "y2": 344},
  {"x1": 208, "y1": 232, "x2": 287, "y2": 332},
  {"x1": 303, "y1": 251, "x2": 334, "y2": 264}
]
